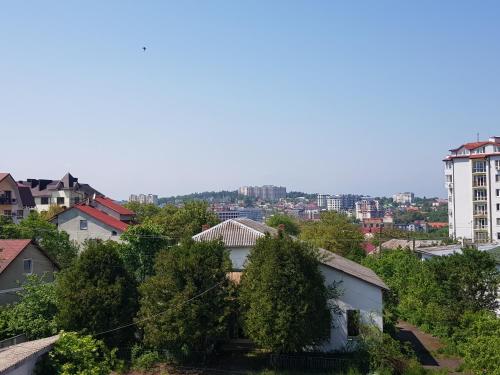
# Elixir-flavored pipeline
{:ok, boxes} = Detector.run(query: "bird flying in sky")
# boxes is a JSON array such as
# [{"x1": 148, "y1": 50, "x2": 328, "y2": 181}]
[{"x1": 142, "y1": 46, "x2": 146, "y2": 52}]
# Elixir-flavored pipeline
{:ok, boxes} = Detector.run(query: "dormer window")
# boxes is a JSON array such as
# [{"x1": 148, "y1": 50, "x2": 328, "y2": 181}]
[
  {"x1": 458, "y1": 148, "x2": 469, "y2": 156},
  {"x1": 472, "y1": 147, "x2": 485, "y2": 154}
]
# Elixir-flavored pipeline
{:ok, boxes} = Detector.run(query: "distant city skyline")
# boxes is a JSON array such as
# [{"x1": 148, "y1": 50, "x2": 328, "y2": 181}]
[{"x1": 2, "y1": 1, "x2": 500, "y2": 199}]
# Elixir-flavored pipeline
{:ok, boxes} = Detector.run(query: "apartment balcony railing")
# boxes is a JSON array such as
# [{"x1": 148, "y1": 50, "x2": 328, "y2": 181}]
[
  {"x1": 472, "y1": 182, "x2": 487, "y2": 187},
  {"x1": 473, "y1": 197, "x2": 488, "y2": 202},
  {"x1": 474, "y1": 226, "x2": 488, "y2": 231},
  {"x1": 445, "y1": 182, "x2": 454, "y2": 188},
  {"x1": 473, "y1": 211, "x2": 488, "y2": 216}
]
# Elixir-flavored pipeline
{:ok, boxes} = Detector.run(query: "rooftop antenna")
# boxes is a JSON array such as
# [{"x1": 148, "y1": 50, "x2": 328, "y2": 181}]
[{"x1": 477, "y1": 132, "x2": 480, "y2": 142}]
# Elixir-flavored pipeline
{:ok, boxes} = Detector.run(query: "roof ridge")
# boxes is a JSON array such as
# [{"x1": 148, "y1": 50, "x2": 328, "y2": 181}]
[{"x1": 232, "y1": 219, "x2": 268, "y2": 236}]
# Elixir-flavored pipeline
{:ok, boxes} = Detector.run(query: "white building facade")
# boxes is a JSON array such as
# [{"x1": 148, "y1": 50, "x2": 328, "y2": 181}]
[
  {"x1": 392, "y1": 192, "x2": 414, "y2": 205},
  {"x1": 444, "y1": 136, "x2": 500, "y2": 243}
]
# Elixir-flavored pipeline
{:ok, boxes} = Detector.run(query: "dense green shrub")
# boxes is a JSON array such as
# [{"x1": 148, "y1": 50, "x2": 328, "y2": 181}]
[
  {"x1": 35, "y1": 332, "x2": 121, "y2": 375},
  {"x1": 55, "y1": 240, "x2": 138, "y2": 349},
  {"x1": 240, "y1": 235, "x2": 337, "y2": 353},
  {"x1": 6, "y1": 275, "x2": 58, "y2": 339},
  {"x1": 138, "y1": 239, "x2": 231, "y2": 361}
]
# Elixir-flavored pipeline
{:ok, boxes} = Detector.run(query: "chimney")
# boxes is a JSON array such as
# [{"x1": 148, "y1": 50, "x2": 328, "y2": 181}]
[
  {"x1": 201, "y1": 224, "x2": 210, "y2": 232},
  {"x1": 489, "y1": 136, "x2": 500, "y2": 143}
]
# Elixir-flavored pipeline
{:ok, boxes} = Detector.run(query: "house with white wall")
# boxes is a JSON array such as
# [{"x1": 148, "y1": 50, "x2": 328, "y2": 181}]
[
  {"x1": 192, "y1": 218, "x2": 388, "y2": 352},
  {"x1": 50, "y1": 203, "x2": 129, "y2": 246},
  {"x1": 18, "y1": 172, "x2": 102, "y2": 213}
]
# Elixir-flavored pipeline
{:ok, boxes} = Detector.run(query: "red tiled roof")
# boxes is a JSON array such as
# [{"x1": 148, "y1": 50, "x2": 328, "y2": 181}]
[
  {"x1": 0, "y1": 239, "x2": 31, "y2": 274},
  {"x1": 75, "y1": 205, "x2": 129, "y2": 232},
  {"x1": 94, "y1": 197, "x2": 135, "y2": 216},
  {"x1": 428, "y1": 222, "x2": 448, "y2": 229}
]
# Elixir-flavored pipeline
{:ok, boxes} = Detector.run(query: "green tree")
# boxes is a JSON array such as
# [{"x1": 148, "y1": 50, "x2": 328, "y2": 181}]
[
  {"x1": 7, "y1": 275, "x2": 58, "y2": 339},
  {"x1": 300, "y1": 211, "x2": 365, "y2": 262},
  {"x1": 55, "y1": 240, "x2": 138, "y2": 349},
  {"x1": 426, "y1": 247, "x2": 499, "y2": 318},
  {"x1": 137, "y1": 239, "x2": 231, "y2": 361},
  {"x1": 152, "y1": 201, "x2": 220, "y2": 242},
  {"x1": 266, "y1": 214, "x2": 300, "y2": 236},
  {"x1": 35, "y1": 332, "x2": 121, "y2": 375},
  {"x1": 119, "y1": 220, "x2": 170, "y2": 282},
  {"x1": 239, "y1": 235, "x2": 335, "y2": 353},
  {"x1": 0, "y1": 212, "x2": 78, "y2": 268},
  {"x1": 123, "y1": 202, "x2": 161, "y2": 223}
]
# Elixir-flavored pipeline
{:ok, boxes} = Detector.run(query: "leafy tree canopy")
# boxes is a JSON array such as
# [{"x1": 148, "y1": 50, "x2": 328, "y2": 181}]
[
  {"x1": 240, "y1": 235, "x2": 335, "y2": 353},
  {"x1": 55, "y1": 240, "x2": 138, "y2": 349},
  {"x1": 119, "y1": 220, "x2": 169, "y2": 282},
  {"x1": 266, "y1": 214, "x2": 300, "y2": 236},
  {"x1": 138, "y1": 239, "x2": 231, "y2": 361},
  {"x1": 0, "y1": 212, "x2": 78, "y2": 268},
  {"x1": 300, "y1": 211, "x2": 365, "y2": 262}
]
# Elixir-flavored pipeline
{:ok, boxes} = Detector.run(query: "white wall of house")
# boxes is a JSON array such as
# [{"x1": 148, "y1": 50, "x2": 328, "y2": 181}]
[
  {"x1": 226, "y1": 246, "x2": 384, "y2": 352},
  {"x1": 319, "y1": 264, "x2": 383, "y2": 352},
  {"x1": 54, "y1": 209, "x2": 124, "y2": 246}
]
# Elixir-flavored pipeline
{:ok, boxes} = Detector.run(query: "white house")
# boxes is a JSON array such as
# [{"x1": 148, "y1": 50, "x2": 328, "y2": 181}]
[
  {"x1": 51, "y1": 203, "x2": 129, "y2": 245},
  {"x1": 192, "y1": 218, "x2": 388, "y2": 352},
  {"x1": 0, "y1": 173, "x2": 36, "y2": 223}
]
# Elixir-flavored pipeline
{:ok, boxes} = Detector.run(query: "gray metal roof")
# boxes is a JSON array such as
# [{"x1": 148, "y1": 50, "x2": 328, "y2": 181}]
[
  {"x1": 0, "y1": 335, "x2": 59, "y2": 373},
  {"x1": 193, "y1": 218, "x2": 388, "y2": 290}
]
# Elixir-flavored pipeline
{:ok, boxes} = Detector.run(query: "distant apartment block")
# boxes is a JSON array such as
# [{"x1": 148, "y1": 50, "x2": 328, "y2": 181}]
[
  {"x1": 215, "y1": 207, "x2": 264, "y2": 222},
  {"x1": 18, "y1": 173, "x2": 102, "y2": 212},
  {"x1": 238, "y1": 185, "x2": 286, "y2": 201},
  {"x1": 392, "y1": 192, "x2": 414, "y2": 205},
  {"x1": 129, "y1": 193, "x2": 159, "y2": 205},
  {"x1": 355, "y1": 198, "x2": 383, "y2": 220},
  {"x1": 317, "y1": 194, "x2": 364, "y2": 213},
  {"x1": 444, "y1": 136, "x2": 500, "y2": 243}
]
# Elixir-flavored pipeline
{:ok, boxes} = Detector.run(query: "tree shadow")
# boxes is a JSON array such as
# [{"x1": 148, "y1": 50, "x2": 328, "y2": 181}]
[{"x1": 395, "y1": 328, "x2": 439, "y2": 366}]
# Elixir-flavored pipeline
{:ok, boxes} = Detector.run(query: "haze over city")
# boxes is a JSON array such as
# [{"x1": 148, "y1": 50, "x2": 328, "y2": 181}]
[{"x1": 2, "y1": 1, "x2": 500, "y2": 199}]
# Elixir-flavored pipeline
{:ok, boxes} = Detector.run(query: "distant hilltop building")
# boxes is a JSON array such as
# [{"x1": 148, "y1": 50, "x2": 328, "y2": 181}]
[
  {"x1": 129, "y1": 193, "x2": 158, "y2": 205},
  {"x1": 392, "y1": 192, "x2": 414, "y2": 205},
  {"x1": 444, "y1": 136, "x2": 500, "y2": 243},
  {"x1": 355, "y1": 198, "x2": 383, "y2": 220},
  {"x1": 238, "y1": 185, "x2": 286, "y2": 201},
  {"x1": 317, "y1": 194, "x2": 364, "y2": 213}
]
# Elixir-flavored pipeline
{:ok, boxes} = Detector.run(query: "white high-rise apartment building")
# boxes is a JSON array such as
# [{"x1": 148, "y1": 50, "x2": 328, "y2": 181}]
[
  {"x1": 238, "y1": 185, "x2": 286, "y2": 201},
  {"x1": 444, "y1": 136, "x2": 500, "y2": 243},
  {"x1": 317, "y1": 194, "x2": 329, "y2": 209}
]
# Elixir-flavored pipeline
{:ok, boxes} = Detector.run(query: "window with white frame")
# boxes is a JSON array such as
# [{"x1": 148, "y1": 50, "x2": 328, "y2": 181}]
[
  {"x1": 497, "y1": 218, "x2": 500, "y2": 225},
  {"x1": 473, "y1": 161, "x2": 486, "y2": 173},
  {"x1": 473, "y1": 147, "x2": 485, "y2": 154},
  {"x1": 474, "y1": 189, "x2": 487, "y2": 201},
  {"x1": 446, "y1": 161, "x2": 453, "y2": 169},
  {"x1": 496, "y1": 160, "x2": 500, "y2": 170}
]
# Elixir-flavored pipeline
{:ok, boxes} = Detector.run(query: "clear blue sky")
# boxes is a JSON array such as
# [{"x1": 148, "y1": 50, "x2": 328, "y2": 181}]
[{"x1": 1, "y1": 1, "x2": 499, "y2": 199}]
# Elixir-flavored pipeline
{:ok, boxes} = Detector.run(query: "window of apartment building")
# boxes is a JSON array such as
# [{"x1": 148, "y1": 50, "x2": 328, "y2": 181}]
[
  {"x1": 497, "y1": 204, "x2": 500, "y2": 211},
  {"x1": 57, "y1": 197, "x2": 65, "y2": 205},
  {"x1": 347, "y1": 310, "x2": 360, "y2": 337},
  {"x1": 474, "y1": 218, "x2": 488, "y2": 229},
  {"x1": 498, "y1": 233, "x2": 500, "y2": 240},
  {"x1": 111, "y1": 230, "x2": 117, "y2": 236},
  {"x1": 41, "y1": 197, "x2": 49, "y2": 205},
  {"x1": 445, "y1": 161, "x2": 453, "y2": 169},
  {"x1": 474, "y1": 203, "x2": 487, "y2": 215},
  {"x1": 497, "y1": 189, "x2": 500, "y2": 197},
  {"x1": 474, "y1": 189, "x2": 487, "y2": 201},
  {"x1": 446, "y1": 175, "x2": 453, "y2": 182},
  {"x1": 17, "y1": 210, "x2": 23, "y2": 219},
  {"x1": 80, "y1": 219, "x2": 88, "y2": 230},
  {"x1": 497, "y1": 218, "x2": 500, "y2": 226},
  {"x1": 497, "y1": 175, "x2": 500, "y2": 182},
  {"x1": 475, "y1": 232, "x2": 489, "y2": 242},
  {"x1": 495, "y1": 146, "x2": 500, "y2": 152},
  {"x1": 3, "y1": 210, "x2": 11, "y2": 217},
  {"x1": 473, "y1": 161, "x2": 486, "y2": 173},
  {"x1": 473, "y1": 147, "x2": 485, "y2": 154},
  {"x1": 496, "y1": 160, "x2": 500, "y2": 170},
  {"x1": 473, "y1": 175, "x2": 487, "y2": 187},
  {"x1": 23, "y1": 259, "x2": 33, "y2": 274}
]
